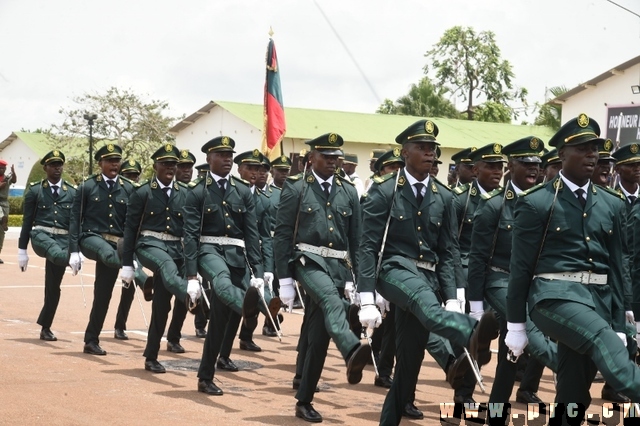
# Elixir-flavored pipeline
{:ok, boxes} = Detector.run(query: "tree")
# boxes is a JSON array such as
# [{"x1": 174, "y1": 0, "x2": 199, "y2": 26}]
[
  {"x1": 376, "y1": 77, "x2": 461, "y2": 119},
  {"x1": 533, "y1": 86, "x2": 567, "y2": 131},
  {"x1": 46, "y1": 87, "x2": 183, "y2": 178},
  {"x1": 472, "y1": 101, "x2": 511, "y2": 124},
  {"x1": 424, "y1": 26, "x2": 527, "y2": 122}
]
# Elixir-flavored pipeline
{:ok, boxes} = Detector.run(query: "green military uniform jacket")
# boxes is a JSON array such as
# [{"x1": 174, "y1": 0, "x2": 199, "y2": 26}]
[
  {"x1": 19, "y1": 179, "x2": 77, "y2": 250},
  {"x1": 467, "y1": 181, "x2": 516, "y2": 301},
  {"x1": 357, "y1": 169, "x2": 457, "y2": 300},
  {"x1": 507, "y1": 176, "x2": 628, "y2": 332},
  {"x1": 452, "y1": 180, "x2": 482, "y2": 266},
  {"x1": 255, "y1": 187, "x2": 274, "y2": 273},
  {"x1": 273, "y1": 172, "x2": 360, "y2": 286},
  {"x1": 267, "y1": 183, "x2": 281, "y2": 232},
  {"x1": 69, "y1": 174, "x2": 136, "y2": 253},
  {"x1": 182, "y1": 174, "x2": 263, "y2": 278}
]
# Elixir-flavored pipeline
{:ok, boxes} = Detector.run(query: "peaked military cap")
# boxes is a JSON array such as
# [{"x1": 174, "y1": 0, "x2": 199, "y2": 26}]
[
  {"x1": 468, "y1": 142, "x2": 506, "y2": 163},
  {"x1": 343, "y1": 153, "x2": 358, "y2": 165},
  {"x1": 94, "y1": 143, "x2": 123, "y2": 161},
  {"x1": 40, "y1": 150, "x2": 66, "y2": 165},
  {"x1": 598, "y1": 139, "x2": 616, "y2": 162},
  {"x1": 451, "y1": 147, "x2": 477, "y2": 164},
  {"x1": 177, "y1": 149, "x2": 196, "y2": 164},
  {"x1": 370, "y1": 149, "x2": 387, "y2": 161},
  {"x1": 395, "y1": 119, "x2": 439, "y2": 145},
  {"x1": 195, "y1": 163, "x2": 210, "y2": 172},
  {"x1": 540, "y1": 149, "x2": 560, "y2": 168},
  {"x1": 271, "y1": 155, "x2": 292, "y2": 169},
  {"x1": 549, "y1": 113, "x2": 604, "y2": 150},
  {"x1": 375, "y1": 148, "x2": 405, "y2": 173},
  {"x1": 305, "y1": 133, "x2": 344, "y2": 156},
  {"x1": 151, "y1": 143, "x2": 180, "y2": 163},
  {"x1": 434, "y1": 146, "x2": 442, "y2": 164},
  {"x1": 201, "y1": 136, "x2": 236, "y2": 153},
  {"x1": 260, "y1": 156, "x2": 271, "y2": 170},
  {"x1": 612, "y1": 143, "x2": 640, "y2": 165},
  {"x1": 502, "y1": 136, "x2": 545, "y2": 163},
  {"x1": 234, "y1": 149, "x2": 265, "y2": 165},
  {"x1": 120, "y1": 158, "x2": 142, "y2": 174}
]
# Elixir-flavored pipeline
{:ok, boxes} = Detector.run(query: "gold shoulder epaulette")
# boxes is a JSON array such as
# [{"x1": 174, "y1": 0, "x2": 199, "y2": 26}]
[
  {"x1": 287, "y1": 173, "x2": 302, "y2": 181},
  {"x1": 338, "y1": 175, "x2": 355, "y2": 186},
  {"x1": 432, "y1": 177, "x2": 452, "y2": 192},
  {"x1": 177, "y1": 181, "x2": 189, "y2": 188},
  {"x1": 257, "y1": 187, "x2": 270, "y2": 197},
  {"x1": 481, "y1": 187, "x2": 503, "y2": 200},
  {"x1": 373, "y1": 173, "x2": 394, "y2": 184},
  {"x1": 598, "y1": 184, "x2": 626, "y2": 200},
  {"x1": 520, "y1": 181, "x2": 545, "y2": 196},
  {"x1": 64, "y1": 180, "x2": 77, "y2": 189},
  {"x1": 29, "y1": 181, "x2": 39, "y2": 187},
  {"x1": 188, "y1": 177, "x2": 203, "y2": 188},
  {"x1": 453, "y1": 184, "x2": 469, "y2": 195},
  {"x1": 85, "y1": 174, "x2": 97, "y2": 182},
  {"x1": 231, "y1": 175, "x2": 250, "y2": 186},
  {"x1": 119, "y1": 175, "x2": 139, "y2": 187}
]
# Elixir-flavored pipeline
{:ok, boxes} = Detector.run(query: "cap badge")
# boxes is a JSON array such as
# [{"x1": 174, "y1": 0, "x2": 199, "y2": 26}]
[
  {"x1": 425, "y1": 121, "x2": 435, "y2": 134},
  {"x1": 281, "y1": 155, "x2": 287, "y2": 162},
  {"x1": 631, "y1": 144, "x2": 639, "y2": 154},
  {"x1": 328, "y1": 133, "x2": 338, "y2": 144},
  {"x1": 577, "y1": 113, "x2": 589, "y2": 128},
  {"x1": 165, "y1": 143, "x2": 172, "y2": 152},
  {"x1": 493, "y1": 144, "x2": 502, "y2": 154},
  {"x1": 107, "y1": 144, "x2": 115, "y2": 152},
  {"x1": 53, "y1": 150, "x2": 59, "y2": 157},
  {"x1": 530, "y1": 138, "x2": 539, "y2": 150},
  {"x1": 604, "y1": 139, "x2": 613, "y2": 151},
  {"x1": 130, "y1": 160, "x2": 136, "y2": 166},
  {"x1": 181, "y1": 150, "x2": 189, "y2": 158},
  {"x1": 393, "y1": 147, "x2": 401, "y2": 157},
  {"x1": 253, "y1": 149, "x2": 260, "y2": 158},
  {"x1": 470, "y1": 147, "x2": 477, "y2": 152},
  {"x1": 221, "y1": 137, "x2": 230, "y2": 146}
]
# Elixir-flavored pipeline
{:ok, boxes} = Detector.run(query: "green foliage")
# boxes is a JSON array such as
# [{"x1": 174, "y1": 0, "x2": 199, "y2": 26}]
[
  {"x1": 472, "y1": 101, "x2": 512, "y2": 124},
  {"x1": 26, "y1": 161, "x2": 47, "y2": 184},
  {"x1": 376, "y1": 77, "x2": 461, "y2": 119},
  {"x1": 424, "y1": 26, "x2": 527, "y2": 121},
  {"x1": 8, "y1": 196, "x2": 23, "y2": 214},
  {"x1": 534, "y1": 86, "x2": 567, "y2": 131},
  {"x1": 8, "y1": 214, "x2": 22, "y2": 227},
  {"x1": 45, "y1": 86, "x2": 184, "y2": 180}
]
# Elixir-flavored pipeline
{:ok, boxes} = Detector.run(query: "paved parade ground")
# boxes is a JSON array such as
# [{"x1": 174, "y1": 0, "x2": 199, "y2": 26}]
[{"x1": 0, "y1": 228, "x2": 620, "y2": 425}]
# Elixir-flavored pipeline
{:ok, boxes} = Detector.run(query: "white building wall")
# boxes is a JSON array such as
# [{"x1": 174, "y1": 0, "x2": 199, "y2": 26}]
[{"x1": 0, "y1": 139, "x2": 39, "y2": 187}]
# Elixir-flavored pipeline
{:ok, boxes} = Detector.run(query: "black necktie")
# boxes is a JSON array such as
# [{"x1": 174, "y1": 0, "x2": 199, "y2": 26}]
[
  {"x1": 51, "y1": 185, "x2": 59, "y2": 199},
  {"x1": 218, "y1": 178, "x2": 227, "y2": 195},
  {"x1": 575, "y1": 188, "x2": 586, "y2": 208},
  {"x1": 414, "y1": 183, "x2": 424, "y2": 206},
  {"x1": 162, "y1": 186, "x2": 170, "y2": 199},
  {"x1": 322, "y1": 181, "x2": 331, "y2": 197},
  {"x1": 629, "y1": 195, "x2": 637, "y2": 205},
  {"x1": 106, "y1": 179, "x2": 115, "y2": 191}
]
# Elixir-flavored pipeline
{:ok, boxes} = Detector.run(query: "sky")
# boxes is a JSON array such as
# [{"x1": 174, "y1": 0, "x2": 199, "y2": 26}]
[{"x1": 0, "y1": 0, "x2": 639, "y2": 137}]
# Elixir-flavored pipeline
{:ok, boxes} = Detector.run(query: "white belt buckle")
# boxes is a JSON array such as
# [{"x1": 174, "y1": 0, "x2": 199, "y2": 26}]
[{"x1": 320, "y1": 247, "x2": 329, "y2": 257}]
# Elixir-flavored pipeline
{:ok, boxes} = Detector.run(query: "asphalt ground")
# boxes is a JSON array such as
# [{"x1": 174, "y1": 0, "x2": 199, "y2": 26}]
[{"x1": 0, "y1": 228, "x2": 619, "y2": 425}]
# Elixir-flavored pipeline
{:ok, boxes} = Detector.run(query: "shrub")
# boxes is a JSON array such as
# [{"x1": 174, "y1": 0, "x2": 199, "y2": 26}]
[{"x1": 8, "y1": 214, "x2": 22, "y2": 227}]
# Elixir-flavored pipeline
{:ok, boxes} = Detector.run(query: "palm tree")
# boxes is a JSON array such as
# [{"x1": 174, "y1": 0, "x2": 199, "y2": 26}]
[{"x1": 534, "y1": 86, "x2": 567, "y2": 131}]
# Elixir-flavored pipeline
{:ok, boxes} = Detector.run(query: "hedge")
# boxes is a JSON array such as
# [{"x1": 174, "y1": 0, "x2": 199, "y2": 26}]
[
  {"x1": 8, "y1": 215, "x2": 22, "y2": 227},
  {"x1": 9, "y1": 196, "x2": 23, "y2": 214}
]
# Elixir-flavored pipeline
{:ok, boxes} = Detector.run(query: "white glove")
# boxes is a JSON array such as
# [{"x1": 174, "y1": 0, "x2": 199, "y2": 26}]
[
  {"x1": 279, "y1": 278, "x2": 296, "y2": 307},
  {"x1": 445, "y1": 299, "x2": 462, "y2": 314},
  {"x1": 187, "y1": 279, "x2": 202, "y2": 303},
  {"x1": 636, "y1": 322, "x2": 640, "y2": 348},
  {"x1": 359, "y1": 304, "x2": 383, "y2": 329},
  {"x1": 469, "y1": 300, "x2": 484, "y2": 321},
  {"x1": 504, "y1": 322, "x2": 528, "y2": 358},
  {"x1": 344, "y1": 281, "x2": 355, "y2": 304},
  {"x1": 264, "y1": 272, "x2": 274, "y2": 292},
  {"x1": 375, "y1": 292, "x2": 390, "y2": 313},
  {"x1": 353, "y1": 292, "x2": 361, "y2": 306},
  {"x1": 133, "y1": 259, "x2": 139, "y2": 270},
  {"x1": 119, "y1": 266, "x2": 135, "y2": 284},
  {"x1": 626, "y1": 311, "x2": 635, "y2": 324},
  {"x1": 616, "y1": 332, "x2": 628, "y2": 347},
  {"x1": 69, "y1": 252, "x2": 82, "y2": 275},
  {"x1": 18, "y1": 248, "x2": 29, "y2": 272},
  {"x1": 457, "y1": 287, "x2": 466, "y2": 312},
  {"x1": 250, "y1": 277, "x2": 265, "y2": 298}
]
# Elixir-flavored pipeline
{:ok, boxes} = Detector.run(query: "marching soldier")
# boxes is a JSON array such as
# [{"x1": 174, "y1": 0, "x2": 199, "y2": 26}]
[
  {"x1": 505, "y1": 114, "x2": 640, "y2": 423},
  {"x1": 69, "y1": 143, "x2": 136, "y2": 356},
  {"x1": 183, "y1": 136, "x2": 265, "y2": 396},
  {"x1": 192, "y1": 160, "x2": 212, "y2": 338},
  {"x1": 342, "y1": 153, "x2": 365, "y2": 197},
  {"x1": 540, "y1": 149, "x2": 561, "y2": 183},
  {"x1": 429, "y1": 146, "x2": 442, "y2": 178},
  {"x1": 466, "y1": 137, "x2": 558, "y2": 406},
  {"x1": 364, "y1": 149, "x2": 387, "y2": 192},
  {"x1": 592, "y1": 139, "x2": 616, "y2": 187},
  {"x1": 450, "y1": 147, "x2": 476, "y2": 187},
  {"x1": 612, "y1": 143, "x2": 640, "y2": 211},
  {"x1": 121, "y1": 144, "x2": 199, "y2": 373},
  {"x1": 357, "y1": 120, "x2": 498, "y2": 425},
  {"x1": 18, "y1": 150, "x2": 76, "y2": 341},
  {"x1": 274, "y1": 133, "x2": 369, "y2": 423},
  {"x1": 119, "y1": 159, "x2": 142, "y2": 181}
]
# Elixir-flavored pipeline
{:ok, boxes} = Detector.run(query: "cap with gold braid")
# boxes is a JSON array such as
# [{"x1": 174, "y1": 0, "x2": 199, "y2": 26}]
[
  {"x1": 120, "y1": 158, "x2": 142, "y2": 174},
  {"x1": 271, "y1": 155, "x2": 292, "y2": 169},
  {"x1": 343, "y1": 153, "x2": 358, "y2": 165},
  {"x1": 233, "y1": 149, "x2": 265, "y2": 165},
  {"x1": 468, "y1": 143, "x2": 506, "y2": 163},
  {"x1": 178, "y1": 149, "x2": 196, "y2": 165},
  {"x1": 597, "y1": 139, "x2": 616, "y2": 162},
  {"x1": 94, "y1": 143, "x2": 123, "y2": 161},
  {"x1": 201, "y1": 136, "x2": 236, "y2": 153},
  {"x1": 451, "y1": 147, "x2": 477, "y2": 165},
  {"x1": 375, "y1": 148, "x2": 405, "y2": 173},
  {"x1": 612, "y1": 143, "x2": 640, "y2": 165},
  {"x1": 502, "y1": 136, "x2": 545, "y2": 163},
  {"x1": 305, "y1": 133, "x2": 344, "y2": 156},
  {"x1": 434, "y1": 146, "x2": 442, "y2": 164},
  {"x1": 370, "y1": 149, "x2": 387, "y2": 162},
  {"x1": 395, "y1": 119, "x2": 439, "y2": 145},
  {"x1": 541, "y1": 149, "x2": 560, "y2": 168},
  {"x1": 40, "y1": 150, "x2": 66, "y2": 165},
  {"x1": 151, "y1": 144, "x2": 180, "y2": 163},
  {"x1": 548, "y1": 113, "x2": 604, "y2": 150}
]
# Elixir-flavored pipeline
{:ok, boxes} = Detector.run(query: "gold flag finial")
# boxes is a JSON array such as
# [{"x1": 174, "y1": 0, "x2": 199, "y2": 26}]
[{"x1": 268, "y1": 26, "x2": 274, "y2": 37}]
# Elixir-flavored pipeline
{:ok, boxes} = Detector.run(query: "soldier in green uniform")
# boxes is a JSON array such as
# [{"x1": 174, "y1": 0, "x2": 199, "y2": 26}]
[
  {"x1": 121, "y1": 144, "x2": 200, "y2": 373},
  {"x1": 365, "y1": 149, "x2": 387, "y2": 192},
  {"x1": 612, "y1": 143, "x2": 640, "y2": 210},
  {"x1": 268, "y1": 154, "x2": 291, "y2": 234},
  {"x1": 191, "y1": 160, "x2": 211, "y2": 338},
  {"x1": 69, "y1": 143, "x2": 137, "y2": 356},
  {"x1": 357, "y1": 120, "x2": 499, "y2": 425},
  {"x1": 592, "y1": 139, "x2": 616, "y2": 187},
  {"x1": 451, "y1": 147, "x2": 476, "y2": 187},
  {"x1": 274, "y1": 133, "x2": 369, "y2": 423},
  {"x1": 540, "y1": 149, "x2": 561, "y2": 183},
  {"x1": 113, "y1": 158, "x2": 148, "y2": 340},
  {"x1": 195, "y1": 163, "x2": 209, "y2": 180},
  {"x1": 184, "y1": 136, "x2": 264, "y2": 396},
  {"x1": 505, "y1": 114, "x2": 640, "y2": 422},
  {"x1": 466, "y1": 137, "x2": 558, "y2": 406},
  {"x1": 18, "y1": 150, "x2": 76, "y2": 341}
]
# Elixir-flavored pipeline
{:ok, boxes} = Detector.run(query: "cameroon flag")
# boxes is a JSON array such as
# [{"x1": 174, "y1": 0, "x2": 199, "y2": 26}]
[{"x1": 262, "y1": 38, "x2": 286, "y2": 160}]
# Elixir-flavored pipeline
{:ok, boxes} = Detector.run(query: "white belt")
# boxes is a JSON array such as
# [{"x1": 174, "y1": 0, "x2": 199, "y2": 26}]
[
  {"x1": 297, "y1": 243, "x2": 348, "y2": 260},
  {"x1": 412, "y1": 259, "x2": 436, "y2": 272},
  {"x1": 33, "y1": 225, "x2": 68, "y2": 235},
  {"x1": 140, "y1": 230, "x2": 181, "y2": 241},
  {"x1": 535, "y1": 271, "x2": 607, "y2": 285},
  {"x1": 101, "y1": 233, "x2": 121, "y2": 243},
  {"x1": 200, "y1": 235, "x2": 245, "y2": 248},
  {"x1": 490, "y1": 266, "x2": 509, "y2": 274}
]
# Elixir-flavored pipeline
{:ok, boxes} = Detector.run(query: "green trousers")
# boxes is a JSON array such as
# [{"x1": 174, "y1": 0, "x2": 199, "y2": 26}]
[{"x1": 32, "y1": 230, "x2": 69, "y2": 329}]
